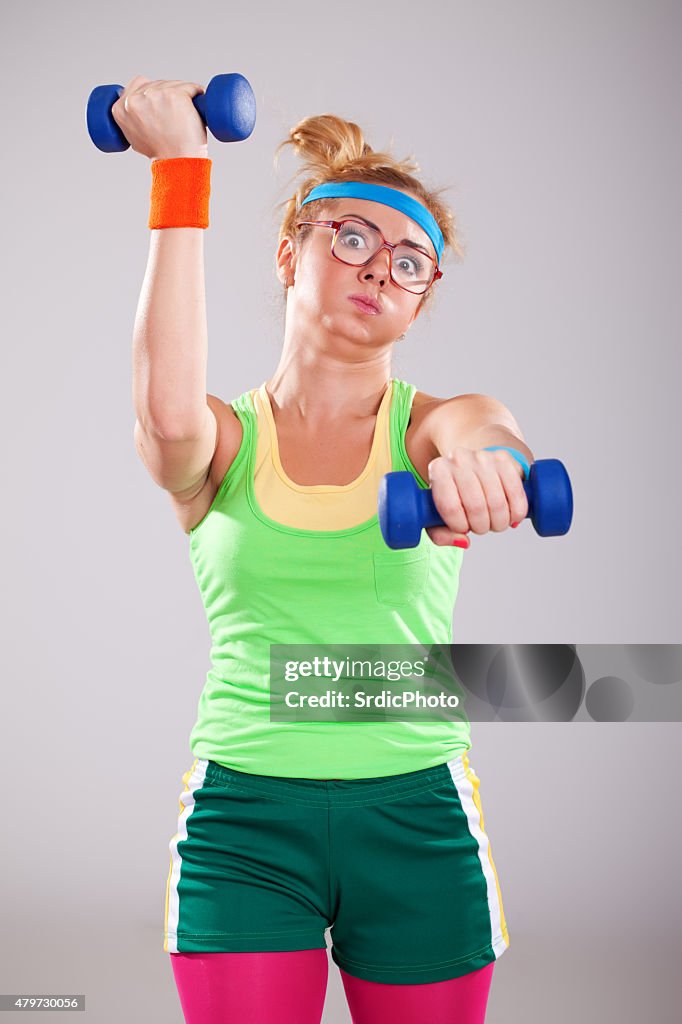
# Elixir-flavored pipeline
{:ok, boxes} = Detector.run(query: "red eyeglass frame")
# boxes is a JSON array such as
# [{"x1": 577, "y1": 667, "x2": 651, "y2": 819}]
[{"x1": 295, "y1": 218, "x2": 444, "y2": 295}]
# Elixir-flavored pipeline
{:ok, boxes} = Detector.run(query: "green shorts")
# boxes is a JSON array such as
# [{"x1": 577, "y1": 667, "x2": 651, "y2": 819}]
[{"x1": 163, "y1": 752, "x2": 510, "y2": 985}]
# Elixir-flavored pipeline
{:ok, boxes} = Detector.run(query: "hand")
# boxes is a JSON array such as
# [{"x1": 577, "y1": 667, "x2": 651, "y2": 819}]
[
  {"x1": 425, "y1": 448, "x2": 530, "y2": 546},
  {"x1": 111, "y1": 75, "x2": 209, "y2": 161}
]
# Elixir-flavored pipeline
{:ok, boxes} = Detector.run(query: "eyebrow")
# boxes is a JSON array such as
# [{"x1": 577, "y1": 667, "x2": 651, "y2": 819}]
[{"x1": 338, "y1": 212, "x2": 432, "y2": 257}]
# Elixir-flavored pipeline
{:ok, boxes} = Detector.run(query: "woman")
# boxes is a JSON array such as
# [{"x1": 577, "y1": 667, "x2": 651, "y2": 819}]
[{"x1": 119, "y1": 77, "x2": 533, "y2": 1024}]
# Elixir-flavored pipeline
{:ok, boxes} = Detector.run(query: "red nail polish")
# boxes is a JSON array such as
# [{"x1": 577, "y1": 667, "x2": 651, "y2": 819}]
[
  {"x1": 511, "y1": 522, "x2": 520, "y2": 528},
  {"x1": 452, "y1": 539, "x2": 470, "y2": 548}
]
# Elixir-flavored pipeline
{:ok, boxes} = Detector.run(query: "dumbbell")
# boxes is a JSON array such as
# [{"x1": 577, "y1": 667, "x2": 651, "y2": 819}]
[
  {"x1": 378, "y1": 458, "x2": 573, "y2": 549},
  {"x1": 86, "y1": 73, "x2": 256, "y2": 153}
]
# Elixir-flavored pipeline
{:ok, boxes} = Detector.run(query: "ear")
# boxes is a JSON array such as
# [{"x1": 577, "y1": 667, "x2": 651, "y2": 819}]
[{"x1": 276, "y1": 236, "x2": 298, "y2": 288}]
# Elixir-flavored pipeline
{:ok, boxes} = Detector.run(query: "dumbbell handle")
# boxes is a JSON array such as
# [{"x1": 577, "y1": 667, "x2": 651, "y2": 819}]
[
  {"x1": 109, "y1": 88, "x2": 210, "y2": 126},
  {"x1": 106, "y1": 86, "x2": 209, "y2": 139},
  {"x1": 419, "y1": 478, "x2": 536, "y2": 530},
  {"x1": 111, "y1": 85, "x2": 207, "y2": 120}
]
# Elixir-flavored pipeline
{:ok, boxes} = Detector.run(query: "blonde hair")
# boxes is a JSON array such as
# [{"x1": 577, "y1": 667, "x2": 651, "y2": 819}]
[{"x1": 273, "y1": 114, "x2": 466, "y2": 317}]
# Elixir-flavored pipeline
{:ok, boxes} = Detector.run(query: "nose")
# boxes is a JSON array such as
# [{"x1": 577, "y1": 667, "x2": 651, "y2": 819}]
[{"x1": 360, "y1": 243, "x2": 392, "y2": 285}]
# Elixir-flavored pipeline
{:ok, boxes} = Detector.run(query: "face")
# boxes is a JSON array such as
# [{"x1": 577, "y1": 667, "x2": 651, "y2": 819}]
[{"x1": 276, "y1": 192, "x2": 436, "y2": 345}]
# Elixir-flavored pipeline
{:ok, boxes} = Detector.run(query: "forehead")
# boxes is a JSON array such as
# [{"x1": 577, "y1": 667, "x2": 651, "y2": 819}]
[{"x1": 326, "y1": 194, "x2": 435, "y2": 258}]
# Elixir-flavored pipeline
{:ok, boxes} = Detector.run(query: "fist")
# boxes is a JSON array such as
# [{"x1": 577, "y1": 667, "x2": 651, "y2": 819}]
[
  {"x1": 111, "y1": 75, "x2": 208, "y2": 161},
  {"x1": 425, "y1": 448, "x2": 530, "y2": 546}
]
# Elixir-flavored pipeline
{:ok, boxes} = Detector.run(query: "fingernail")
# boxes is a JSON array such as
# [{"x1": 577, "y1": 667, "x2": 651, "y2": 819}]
[
  {"x1": 511, "y1": 522, "x2": 520, "y2": 528},
  {"x1": 452, "y1": 539, "x2": 470, "y2": 548}
]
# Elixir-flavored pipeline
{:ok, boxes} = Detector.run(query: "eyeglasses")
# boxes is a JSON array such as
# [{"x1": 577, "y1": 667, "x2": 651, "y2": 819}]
[{"x1": 295, "y1": 218, "x2": 443, "y2": 295}]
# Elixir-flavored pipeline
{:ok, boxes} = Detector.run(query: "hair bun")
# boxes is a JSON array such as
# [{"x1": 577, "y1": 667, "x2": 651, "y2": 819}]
[{"x1": 275, "y1": 113, "x2": 373, "y2": 175}]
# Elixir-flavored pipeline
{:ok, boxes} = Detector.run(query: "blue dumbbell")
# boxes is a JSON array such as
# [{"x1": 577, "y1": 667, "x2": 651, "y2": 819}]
[
  {"x1": 86, "y1": 73, "x2": 256, "y2": 153},
  {"x1": 378, "y1": 458, "x2": 573, "y2": 549}
]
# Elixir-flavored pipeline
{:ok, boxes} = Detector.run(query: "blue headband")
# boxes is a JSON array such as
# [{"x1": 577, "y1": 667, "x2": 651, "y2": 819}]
[{"x1": 300, "y1": 181, "x2": 444, "y2": 264}]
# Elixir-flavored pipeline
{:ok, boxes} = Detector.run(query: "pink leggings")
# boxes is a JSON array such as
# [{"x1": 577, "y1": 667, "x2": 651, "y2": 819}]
[{"x1": 170, "y1": 949, "x2": 495, "y2": 1024}]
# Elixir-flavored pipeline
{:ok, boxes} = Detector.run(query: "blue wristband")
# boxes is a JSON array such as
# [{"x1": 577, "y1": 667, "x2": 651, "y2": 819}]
[{"x1": 482, "y1": 445, "x2": 531, "y2": 481}]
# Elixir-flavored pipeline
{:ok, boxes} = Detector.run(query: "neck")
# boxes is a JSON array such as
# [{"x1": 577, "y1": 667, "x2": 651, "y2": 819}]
[{"x1": 265, "y1": 358, "x2": 392, "y2": 427}]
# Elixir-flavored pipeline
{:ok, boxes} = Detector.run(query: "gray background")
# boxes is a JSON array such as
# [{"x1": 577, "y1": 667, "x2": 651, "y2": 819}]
[{"x1": 1, "y1": 0, "x2": 680, "y2": 1021}]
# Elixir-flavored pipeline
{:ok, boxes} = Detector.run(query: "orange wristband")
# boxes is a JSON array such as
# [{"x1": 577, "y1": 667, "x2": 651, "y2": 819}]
[{"x1": 148, "y1": 157, "x2": 212, "y2": 229}]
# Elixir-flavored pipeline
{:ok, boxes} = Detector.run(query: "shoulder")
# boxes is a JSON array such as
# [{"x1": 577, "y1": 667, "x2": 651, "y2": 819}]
[
  {"x1": 411, "y1": 387, "x2": 441, "y2": 408},
  {"x1": 410, "y1": 389, "x2": 519, "y2": 432},
  {"x1": 405, "y1": 389, "x2": 521, "y2": 467},
  {"x1": 406, "y1": 387, "x2": 445, "y2": 423},
  {"x1": 407, "y1": 388, "x2": 487, "y2": 428}
]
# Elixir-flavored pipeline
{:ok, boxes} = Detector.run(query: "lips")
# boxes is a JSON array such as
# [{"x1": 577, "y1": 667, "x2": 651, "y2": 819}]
[{"x1": 348, "y1": 294, "x2": 381, "y2": 314}]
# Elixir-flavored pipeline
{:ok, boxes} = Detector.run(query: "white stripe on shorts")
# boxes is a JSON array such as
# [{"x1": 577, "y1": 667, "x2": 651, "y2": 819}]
[
  {"x1": 446, "y1": 753, "x2": 509, "y2": 959},
  {"x1": 164, "y1": 757, "x2": 209, "y2": 953}
]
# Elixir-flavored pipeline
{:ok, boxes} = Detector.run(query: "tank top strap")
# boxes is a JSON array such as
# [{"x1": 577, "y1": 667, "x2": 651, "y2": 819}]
[{"x1": 389, "y1": 377, "x2": 428, "y2": 486}]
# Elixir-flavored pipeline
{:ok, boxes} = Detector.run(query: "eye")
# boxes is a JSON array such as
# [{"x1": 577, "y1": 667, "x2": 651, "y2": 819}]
[
  {"x1": 338, "y1": 225, "x2": 370, "y2": 249},
  {"x1": 395, "y1": 253, "x2": 425, "y2": 276}
]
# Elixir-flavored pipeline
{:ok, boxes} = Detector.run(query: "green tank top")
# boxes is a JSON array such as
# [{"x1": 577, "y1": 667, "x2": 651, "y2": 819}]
[{"x1": 186, "y1": 377, "x2": 471, "y2": 779}]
